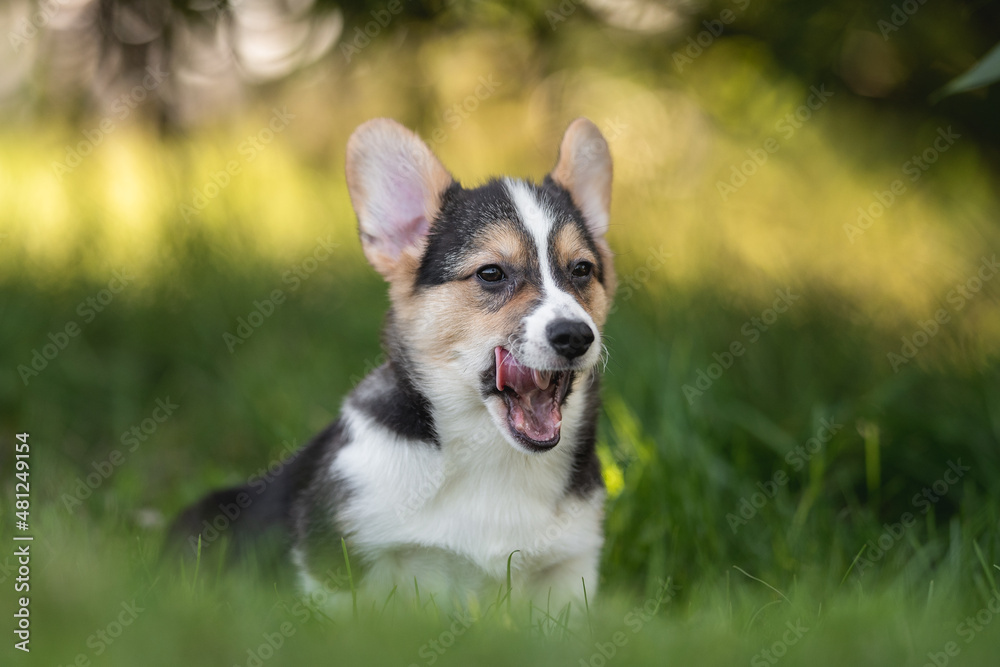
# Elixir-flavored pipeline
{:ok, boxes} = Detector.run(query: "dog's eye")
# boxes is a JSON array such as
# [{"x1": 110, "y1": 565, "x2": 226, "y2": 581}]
[
  {"x1": 571, "y1": 261, "x2": 593, "y2": 278},
  {"x1": 476, "y1": 265, "x2": 506, "y2": 283}
]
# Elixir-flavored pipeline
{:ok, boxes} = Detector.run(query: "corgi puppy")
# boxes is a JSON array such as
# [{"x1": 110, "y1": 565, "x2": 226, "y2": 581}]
[{"x1": 167, "y1": 117, "x2": 616, "y2": 614}]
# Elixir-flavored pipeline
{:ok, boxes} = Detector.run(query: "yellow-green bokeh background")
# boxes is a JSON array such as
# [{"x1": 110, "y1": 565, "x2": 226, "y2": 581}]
[{"x1": 2, "y1": 3, "x2": 1000, "y2": 665}]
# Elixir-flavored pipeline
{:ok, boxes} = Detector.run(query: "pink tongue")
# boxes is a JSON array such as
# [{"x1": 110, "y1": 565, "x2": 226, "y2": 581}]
[
  {"x1": 495, "y1": 347, "x2": 536, "y2": 394},
  {"x1": 495, "y1": 348, "x2": 561, "y2": 443}
]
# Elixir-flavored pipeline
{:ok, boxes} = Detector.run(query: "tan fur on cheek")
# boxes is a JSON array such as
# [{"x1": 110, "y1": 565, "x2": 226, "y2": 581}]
[
  {"x1": 406, "y1": 285, "x2": 476, "y2": 357},
  {"x1": 393, "y1": 280, "x2": 544, "y2": 367},
  {"x1": 384, "y1": 247, "x2": 492, "y2": 365},
  {"x1": 389, "y1": 280, "x2": 485, "y2": 369}
]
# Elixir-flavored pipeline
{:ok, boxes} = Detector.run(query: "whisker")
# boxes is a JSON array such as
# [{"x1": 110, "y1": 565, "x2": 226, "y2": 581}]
[{"x1": 598, "y1": 343, "x2": 611, "y2": 372}]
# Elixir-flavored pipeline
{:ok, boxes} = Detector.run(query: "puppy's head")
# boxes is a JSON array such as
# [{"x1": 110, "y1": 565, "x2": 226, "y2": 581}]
[{"x1": 346, "y1": 118, "x2": 615, "y2": 454}]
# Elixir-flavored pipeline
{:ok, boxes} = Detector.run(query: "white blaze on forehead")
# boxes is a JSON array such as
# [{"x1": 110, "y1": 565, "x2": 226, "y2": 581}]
[
  {"x1": 505, "y1": 178, "x2": 558, "y2": 291},
  {"x1": 504, "y1": 179, "x2": 598, "y2": 368}
]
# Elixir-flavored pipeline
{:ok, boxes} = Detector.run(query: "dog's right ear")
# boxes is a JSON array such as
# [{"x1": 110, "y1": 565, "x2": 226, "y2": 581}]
[{"x1": 345, "y1": 119, "x2": 453, "y2": 279}]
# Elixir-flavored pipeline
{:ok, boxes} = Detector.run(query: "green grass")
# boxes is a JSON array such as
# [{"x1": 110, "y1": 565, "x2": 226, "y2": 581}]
[{"x1": 2, "y1": 237, "x2": 999, "y2": 665}]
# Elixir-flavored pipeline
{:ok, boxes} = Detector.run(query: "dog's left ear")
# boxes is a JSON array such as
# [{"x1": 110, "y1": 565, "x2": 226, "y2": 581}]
[
  {"x1": 549, "y1": 118, "x2": 612, "y2": 239},
  {"x1": 345, "y1": 119, "x2": 453, "y2": 279}
]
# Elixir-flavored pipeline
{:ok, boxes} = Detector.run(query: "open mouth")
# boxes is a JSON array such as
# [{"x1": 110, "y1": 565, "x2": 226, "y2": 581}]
[{"x1": 493, "y1": 347, "x2": 573, "y2": 451}]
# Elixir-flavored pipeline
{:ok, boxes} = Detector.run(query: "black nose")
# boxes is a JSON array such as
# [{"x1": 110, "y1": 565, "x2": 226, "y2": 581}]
[{"x1": 546, "y1": 319, "x2": 595, "y2": 360}]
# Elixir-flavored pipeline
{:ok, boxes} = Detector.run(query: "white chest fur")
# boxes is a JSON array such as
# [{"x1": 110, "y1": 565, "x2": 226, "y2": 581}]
[{"x1": 320, "y1": 392, "x2": 604, "y2": 607}]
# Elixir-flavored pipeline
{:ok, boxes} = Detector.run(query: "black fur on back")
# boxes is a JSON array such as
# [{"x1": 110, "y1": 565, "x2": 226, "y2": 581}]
[{"x1": 162, "y1": 420, "x2": 347, "y2": 580}]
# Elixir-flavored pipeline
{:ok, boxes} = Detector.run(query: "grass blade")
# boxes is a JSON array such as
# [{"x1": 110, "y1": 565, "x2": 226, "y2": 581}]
[{"x1": 341, "y1": 537, "x2": 358, "y2": 619}]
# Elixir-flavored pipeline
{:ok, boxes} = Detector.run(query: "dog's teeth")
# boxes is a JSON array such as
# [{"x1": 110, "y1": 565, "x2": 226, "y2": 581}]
[
  {"x1": 532, "y1": 368, "x2": 551, "y2": 390},
  {"x1": 495, "y1": 347, "x2": 505, "y2": 392},
  {"x1": 513, "y1": 411, "x2": 526, "y2": 432}
]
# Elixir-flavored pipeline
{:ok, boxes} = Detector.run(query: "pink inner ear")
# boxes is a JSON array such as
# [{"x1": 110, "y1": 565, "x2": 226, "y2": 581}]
[
  {"x1": 382, "y1": 215, "x2": 429, "y2": 257},
  {"x1": 376, "y1": 171, "x2": 431, "y2": 257},
  {"x1": 348, "y1": 120, "x2": 450, "y2": 266}
]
